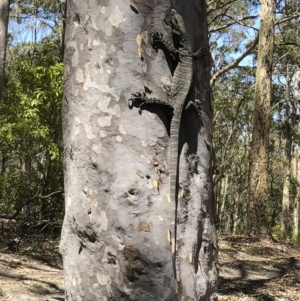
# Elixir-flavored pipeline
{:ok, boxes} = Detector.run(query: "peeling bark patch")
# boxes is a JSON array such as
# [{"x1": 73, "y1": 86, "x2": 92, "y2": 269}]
[
  {"x1": 136, "y1": 169, "x2": 144, "y2": 178},
  {"x1": 127, "y1": 189, "x2": 139, "y2": 201},
  {"x1": 66, "y1": 40, "x2": 78, "y2": 67},
  {"x1": 124, "y1": 245, "x2": 146, "y2": 282},
  {"x1": 137, "y1": 221, "x2": 150, "y2": 232},
  {"x1": 108, "y1": 6, "x2": 126, "y2": 28},
  {"x1": 130, "y1": 4, "x2": 139, "y2": 14},
  {"x1": 98, "y1": 94, "x2": 121, "y2": 113},
  {"x1": 107, "y1": 252, "x2": 117, "y2": 265}
]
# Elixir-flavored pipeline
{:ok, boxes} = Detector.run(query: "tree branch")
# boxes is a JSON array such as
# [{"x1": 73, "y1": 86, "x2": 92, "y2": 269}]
[
  {"x1": 0, "y1": 190, "x2": 63, "y2": 219},
  {"x1": 275, "y1": 13, "x2": 300, "y2": 26},
  {"x1": 210, "y1": 35, "x2": 259, "y2": 87},
  {"x1": 207, "y1": 0, "x2": 238, "y2": 15},
  {"x1": 210, "y1": 15, "x2": 257, "y2": 33}
]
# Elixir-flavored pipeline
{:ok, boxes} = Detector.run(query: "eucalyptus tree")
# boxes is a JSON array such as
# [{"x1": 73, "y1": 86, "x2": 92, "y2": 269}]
[
  {"x1": 247, "y1": 0, "x2": 274, "y2": 237},
  {"x1": 60, "y1": 0, "x2": 217, "y2": 299}
]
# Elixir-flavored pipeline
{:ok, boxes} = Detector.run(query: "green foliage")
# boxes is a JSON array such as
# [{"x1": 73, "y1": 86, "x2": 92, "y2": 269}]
[{"x1": 0, "y1": 44, "x2": 63, "y2": 223}]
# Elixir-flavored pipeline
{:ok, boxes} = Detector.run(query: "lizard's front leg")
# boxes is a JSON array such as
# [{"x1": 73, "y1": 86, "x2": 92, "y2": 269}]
[
  {"x1": 129, "y1": 92, "x2": 174, "y2": 115},
  {"x1": 192, "y1": 47, "x2": 207, "y2": 59},
  {"x1": 151, "y1": 31, "x2": 179, "y2": 58}
]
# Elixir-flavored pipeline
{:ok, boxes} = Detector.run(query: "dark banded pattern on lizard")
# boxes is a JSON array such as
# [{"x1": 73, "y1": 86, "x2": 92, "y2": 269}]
[{"x1": 130, "y1": 9, "x2": 205, "y2": 284}]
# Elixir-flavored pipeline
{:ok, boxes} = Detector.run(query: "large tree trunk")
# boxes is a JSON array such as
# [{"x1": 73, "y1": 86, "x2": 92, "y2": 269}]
[
  {"x1": 247, "y1": 0, "x2": 274, "y2": 237},
  {"x1": 60, "y1": 0, "x2": 217, "y2": 300},
  {"x1": 0, "y1": 0, "x2": 9, "y2": 102}
]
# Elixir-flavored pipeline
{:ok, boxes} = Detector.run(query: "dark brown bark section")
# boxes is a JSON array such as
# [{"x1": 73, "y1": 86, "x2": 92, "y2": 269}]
[
  {"x1": 247, "y1": 0, "x2": 274, "y2": 237},
  {"x1": 60, "y1": 0, "x2": 217, "y2": 300}
]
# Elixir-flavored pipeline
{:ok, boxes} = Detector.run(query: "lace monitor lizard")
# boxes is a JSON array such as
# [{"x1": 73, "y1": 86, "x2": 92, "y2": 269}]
[{"x1": 130, "y1": 8, "x2": 206, "y2": 285}]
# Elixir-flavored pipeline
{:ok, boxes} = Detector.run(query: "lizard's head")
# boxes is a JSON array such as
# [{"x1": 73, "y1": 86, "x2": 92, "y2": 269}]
[{"x1": 170, "y1": 9, "x2": 186, "y2": 36}]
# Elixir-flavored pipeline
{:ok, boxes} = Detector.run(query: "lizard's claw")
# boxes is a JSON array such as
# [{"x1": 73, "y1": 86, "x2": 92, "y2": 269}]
[
  {"x1": 131, "y1": 92, "x2": 146, "y2": 100},
  {"x1": 128, "y1": 92, "x2": 147, "y2": 112},
  {"x1": 193, "y1": 47, "x2": 207, "y2": 59},
  {"x1": 151, "y1": 31, "x2": 163, "y2": 43}
]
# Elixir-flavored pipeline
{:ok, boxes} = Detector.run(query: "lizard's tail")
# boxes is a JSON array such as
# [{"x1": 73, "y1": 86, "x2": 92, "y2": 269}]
[{"x1": 169, "y1": 118, "x2": 180, "y2": 282}]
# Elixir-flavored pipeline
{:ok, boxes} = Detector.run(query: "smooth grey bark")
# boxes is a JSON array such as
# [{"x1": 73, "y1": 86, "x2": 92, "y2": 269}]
[
  {"x1": 0, "y1": 0, "x2": 9, "y2": 101},
  {"x1": 60, "y1": 0, "x2": 217, "y2": 300}
]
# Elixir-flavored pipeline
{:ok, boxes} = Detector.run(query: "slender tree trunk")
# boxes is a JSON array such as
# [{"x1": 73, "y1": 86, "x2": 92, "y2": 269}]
[
  {"x1": 60, "y1": 0, "x2": 67, "y2": 61},
  {"x1": 292, "y1": 151, "x2": 299, "y2": 239},
  {"x1": 233, "y1": 192, "x2": 240, "y2": 234},
  {"x1": 0, "y1": 0, "x2": 9, "y2": 102},
  {"x1": 60, "y1": 1, "x2": 217, "y2": 300},
  {"x1": 247, "y1": 0, "x2": 274, "y2": 237},
  {"x1": 281, "y1": 65, "x2": 292, "y2": 237},
  {"x1": 292, "y1": 67, "x2": 299, "y2": 240},
  {"x1": 219, "y1": 174, "x2": 228, "y2": 225}
]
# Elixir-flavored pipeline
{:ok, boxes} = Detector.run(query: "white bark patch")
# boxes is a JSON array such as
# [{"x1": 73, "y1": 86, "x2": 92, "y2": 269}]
[
  {"x1": 104, "y1": 20, "x2": 112, "y2": 36},
  {"x1": 136, "y1": 34, "x2": 142, "y2": 58},
  {"x1": 93, "y1": 39, "x2": 101, "y2": 46},
  {"x1": 96, "y1": 273, "x2": 111, "y2": 285},
  {"x1": 146, "y1": 46, "x2": 152, "y2": 56},
  {"x1": 111, "y1": 44, "x2": 116, "y2": 52},
  {"x1": 100, "y1": 210, "x2": 108, "y2": 231},
  {"x1": 74, "y1": 117, "x2": 81, "y2": 135},
  {"x1": 116, "y1": 135, "x2": 122, "y2": 142},
  {"x1": 119, "y1": 124, "x2": 126, "y2": 135},
  {"x1": 146, "y1": 180, "x2": 153, "y2": 189},
  {"x1": 97, "y1": 116, "x2": 112, "y2": 127},
  {"x1": 161, "y1": 76, "x2": 172, "y2": 90},
  {"x1": 101, "y1": 6, "x2": 106, "y2": 14},
  {"x1": 141, "y1": 155, "x2": 151, "y2": 164},
  {"x1": 108, "y1": 5, "x2": 126, "y2": 28},
  {"x1": 76, "y1": 294, "x2": 83, "y2": 301},
  {"x1": 100, "y1": 130, "x2": 107, "y2": 137},
  {"x1": 84, "y1": 124, "x2": 96, "y2": 140},
  {"x1": 91, "y1": 18, "x2": 100, "y2": 31},
  {"x1": 76, "y1": 69, "x2": 84, "y2": 83},
  {"x1": 66, "y1": 195, "x2": 71, "y2": 209},
  {"x1": 147, "y1": 112, "x2": 155, "y2": 120},
  {"x1": 92, "y1": 144, "x2": 102, "y2": 154}
]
